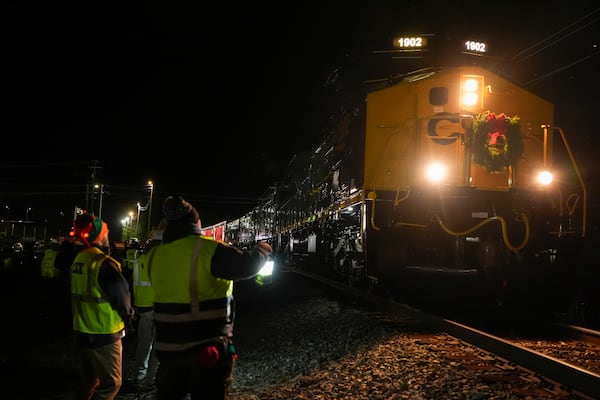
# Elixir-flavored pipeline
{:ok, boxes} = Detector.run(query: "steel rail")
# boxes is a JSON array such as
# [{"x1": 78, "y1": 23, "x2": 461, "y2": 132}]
[{"x1": 290, "y1": 268, "x2": 600, "y2": 399}]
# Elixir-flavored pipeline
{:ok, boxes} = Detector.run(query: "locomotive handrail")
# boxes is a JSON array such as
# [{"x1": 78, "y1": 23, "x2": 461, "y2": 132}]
[
  {"x1": 566, "y1": 193, "x2": 580, "y2": 217},
  {"x1": 485, "y1": 85, "x2": 514, "y2": 96},
  {"x1": 553, "y1": 126, "x2": 587, "y2": 237},
  {"x1": 366, "y1": 191, "x2": 380, "y2": 231},
  {"x1": 393, "y1": 187, "x2": 411, "y2": 207},
  {"x1": 434, "y1": 212, "x2": 531, "y2": 252}
]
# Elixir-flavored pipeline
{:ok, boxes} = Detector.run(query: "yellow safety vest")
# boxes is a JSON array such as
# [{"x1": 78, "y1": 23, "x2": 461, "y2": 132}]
[
  {"x1": 124, "y1": 248, "x2": 139, "y2": 271},
  {"x1": 148, "y1": 235, "x2": 233, "y2": 352},
  {"x1": 40, "y1": 248, "x2": 60, "y2": 278},
  {"x1": 70, "y1": 247, "x2": 125, "y2": 334},
  {"x1": 133, "y1": 250, "x2": 155, "y2": 308}
]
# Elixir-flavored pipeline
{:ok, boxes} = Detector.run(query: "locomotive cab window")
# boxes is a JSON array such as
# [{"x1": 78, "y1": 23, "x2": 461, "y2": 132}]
[{"x1": 429, "y1": 87, "x2": 448, "y2": 106}]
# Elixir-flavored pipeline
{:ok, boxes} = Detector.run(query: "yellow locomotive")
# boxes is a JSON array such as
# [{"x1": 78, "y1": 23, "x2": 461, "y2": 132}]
[
  {"x1": 224, "y1": 60, "x2": 589, "y2": 319},
  {"x1": 358, "y1": 66, "x2": 586, "y2": 314}
]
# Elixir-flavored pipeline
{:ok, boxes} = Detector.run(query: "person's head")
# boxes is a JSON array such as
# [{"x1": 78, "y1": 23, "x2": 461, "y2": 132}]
[
  {"x1": 161, "y1": 196, "x2": 202, "y2": 241},
  {"x1": 162, "y1": 196, "x2": 201, "y2": 226},
  {"x1": 70, "y1": 213, "x2": 110, "y2": 248}
]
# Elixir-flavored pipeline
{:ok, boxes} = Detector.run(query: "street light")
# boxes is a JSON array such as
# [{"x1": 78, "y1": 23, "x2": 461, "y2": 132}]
[
  {"x1": 25, "y1": 207, "x2": 32, "y2": 221},
  {"x1": 121, "y1": 217, "x2": 128, "y2": 241},
  {"x1": 147, "y1": 180, "x2": 154, "y2": 235},
  {"x1": 122, "y1": 213, "x2": 134, "y2": 241}
]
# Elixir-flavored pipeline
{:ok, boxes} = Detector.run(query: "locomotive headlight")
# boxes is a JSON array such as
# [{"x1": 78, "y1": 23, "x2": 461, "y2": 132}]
[
  {"x1": 460, "y1": 75, "x2": 484, "y2": 109},
  {"x1": 425, "y1": 162, "x2": 447, "y2": 183},
  {"x1": 536, "y1": 170, "x2": 553, "y2": 186}
]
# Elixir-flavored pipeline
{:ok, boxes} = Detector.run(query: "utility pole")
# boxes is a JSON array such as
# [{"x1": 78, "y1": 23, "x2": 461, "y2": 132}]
[
  {"x1": 136, "y1": 202, "x2": 141, "y2": 238},
  {"x1": 98, "y1": 184, "x2": 104, "y2": 219},
  {"x1": 147, "y1": 181, "x2": 154, "y2": 237},
  {"x1": 88, "y1": 160, "x2": 102, "y2": 215}
]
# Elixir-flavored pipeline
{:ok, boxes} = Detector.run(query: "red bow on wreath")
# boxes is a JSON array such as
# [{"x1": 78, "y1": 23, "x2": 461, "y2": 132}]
[
  {"x1": 469, "y1": 111, "x2": 524, "y2": 173},
  {"x1": 488, "y1": 132, "x2": 502, "y2": 145}
]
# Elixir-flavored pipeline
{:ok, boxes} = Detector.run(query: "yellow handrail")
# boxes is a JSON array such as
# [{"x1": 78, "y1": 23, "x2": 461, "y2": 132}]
[
  {"x1": 553, "y1": 126, "x2": 587, "y2": 238},
  {"x1": 435, "y1": 212, "x2": 531, "y2": 252}
]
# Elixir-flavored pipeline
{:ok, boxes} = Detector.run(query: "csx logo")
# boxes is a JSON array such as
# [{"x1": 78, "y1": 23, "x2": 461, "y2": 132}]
[
  {"x1": 72, "y1": 263, "x2": 85, "y2": 274},
  {"x1": 427, "y1": 114, "x2": 462, "y2": 145}
]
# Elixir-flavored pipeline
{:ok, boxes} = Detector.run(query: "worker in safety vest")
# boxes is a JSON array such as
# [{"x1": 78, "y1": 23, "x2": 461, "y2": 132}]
[
  {"x1": 125, "y1": 241, "x2": 140, "y2": 269},
  {"x1": 40, "y1": 241, "x2": 61, "y2": 278},
  {"x1": 147, "y1": 196, "x2": 271, "y2": 400},
  {"x1": 123, "y1": 241, "x2": 140, "y2": 286},
  {"x1": 69, "y1": 213, "x2": 134, "y2": 400},
  {"x1": 38, "y1": 240, "x2": 65, "y2": 323},
  {"x1": 127, "y1": 219, "x2": 166, "y2": 388}
]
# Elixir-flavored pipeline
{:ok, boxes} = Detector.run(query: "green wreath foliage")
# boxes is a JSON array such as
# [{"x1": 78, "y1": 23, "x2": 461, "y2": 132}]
[{"x1": 469, "y1": 111, "x2": 524, "y2": 173}]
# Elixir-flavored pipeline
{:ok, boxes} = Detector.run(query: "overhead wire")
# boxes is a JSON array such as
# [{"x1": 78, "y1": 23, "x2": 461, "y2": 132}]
[
  {"x1": 525, "y1": 50, "x2": 599, "y2": 86},
  {"x1": 502, "y1": 8, "x2": 600, "y2": 88},
  {"x1": 511, "y1": 8, "x2": 599, "y2": 64}
]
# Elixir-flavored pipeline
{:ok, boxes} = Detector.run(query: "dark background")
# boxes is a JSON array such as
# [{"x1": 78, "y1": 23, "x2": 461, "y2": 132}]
[{"x1": 3, "y1": 2, "x2": 599, "y2": 235}]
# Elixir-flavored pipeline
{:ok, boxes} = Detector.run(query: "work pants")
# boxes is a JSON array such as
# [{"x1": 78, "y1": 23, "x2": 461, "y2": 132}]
[
  {"x1": 155, "y1": 339, "x2": 234, "y2": 400},
  {"x1": 134, "y1": 310, "x2": 155, "y2": 381},
  {"x1": 77, "y1": 339, "x2": 123, "y2": 400}
]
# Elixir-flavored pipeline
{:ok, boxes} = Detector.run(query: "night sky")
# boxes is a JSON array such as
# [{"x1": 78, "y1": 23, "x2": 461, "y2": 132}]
[{"x1": 3, "y1": 2, "x2": 599, "y2": 232}]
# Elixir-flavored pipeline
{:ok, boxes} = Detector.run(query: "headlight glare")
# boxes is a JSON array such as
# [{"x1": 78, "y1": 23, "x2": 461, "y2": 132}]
[
  {"x1": 425, "y1": 162, "x2": 447, "y2": 183},
  {"x1": 536, "y1": 170, "x2": 553, "y2": 186}
]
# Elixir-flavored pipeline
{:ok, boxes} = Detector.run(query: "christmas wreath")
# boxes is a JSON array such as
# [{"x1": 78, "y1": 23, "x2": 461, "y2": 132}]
[{"x1": 469, "y1": 111, "x2": 524, "y2": 173}]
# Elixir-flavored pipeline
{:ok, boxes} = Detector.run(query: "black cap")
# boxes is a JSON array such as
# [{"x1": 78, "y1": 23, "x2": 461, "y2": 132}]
[{"x1": 162, "y1": 196, "x2": 200, "y2": 224}]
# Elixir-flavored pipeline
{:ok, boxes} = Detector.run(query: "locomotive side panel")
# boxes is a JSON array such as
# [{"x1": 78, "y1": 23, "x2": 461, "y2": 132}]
[{"x1": 364, "y1": 84, "x2": 417, "y2": 191}]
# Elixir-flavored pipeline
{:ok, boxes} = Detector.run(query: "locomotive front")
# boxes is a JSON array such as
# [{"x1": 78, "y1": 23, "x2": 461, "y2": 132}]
[{"x1": 367, "y1": 66, "x2": 586, "y2": 317}]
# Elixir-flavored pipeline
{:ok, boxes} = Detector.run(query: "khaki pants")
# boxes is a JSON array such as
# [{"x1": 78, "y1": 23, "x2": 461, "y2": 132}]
[{"x1": 77, "y1": 340, "x2": 123, "y2": 400}]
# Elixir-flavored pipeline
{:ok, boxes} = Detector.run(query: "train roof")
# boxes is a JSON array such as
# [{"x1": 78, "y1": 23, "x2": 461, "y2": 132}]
[{"x1": 363, "y1": 66, "x2": 527, "y2": 94}]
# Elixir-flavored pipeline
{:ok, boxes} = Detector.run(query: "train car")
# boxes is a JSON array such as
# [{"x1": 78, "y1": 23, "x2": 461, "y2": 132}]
[
  {"x1": 200, "y1": 220, "x2": 227, "y2": 242},
  {"x1": 225, "y1": 41, "x2": 592, "y2": 321}
]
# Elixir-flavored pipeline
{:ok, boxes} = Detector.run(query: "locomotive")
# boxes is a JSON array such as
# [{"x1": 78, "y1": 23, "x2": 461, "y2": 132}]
[{"x1": 209, "y1": 38, "x2": 591, "y2": 320}]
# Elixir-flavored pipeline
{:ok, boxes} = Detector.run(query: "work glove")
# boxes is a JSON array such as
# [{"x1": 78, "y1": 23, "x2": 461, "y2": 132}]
[{"x1": 255, "y1": 242, "x2": 272, "y2": 258}]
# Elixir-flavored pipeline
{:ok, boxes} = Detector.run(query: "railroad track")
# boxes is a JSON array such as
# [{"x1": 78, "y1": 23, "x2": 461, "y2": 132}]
[
  {"x1": 288, "y1": 267, "x2": 600, "y2": 399},
  {"x1": 502, "y1": 323, "x2": 600, "y2": 376}
]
